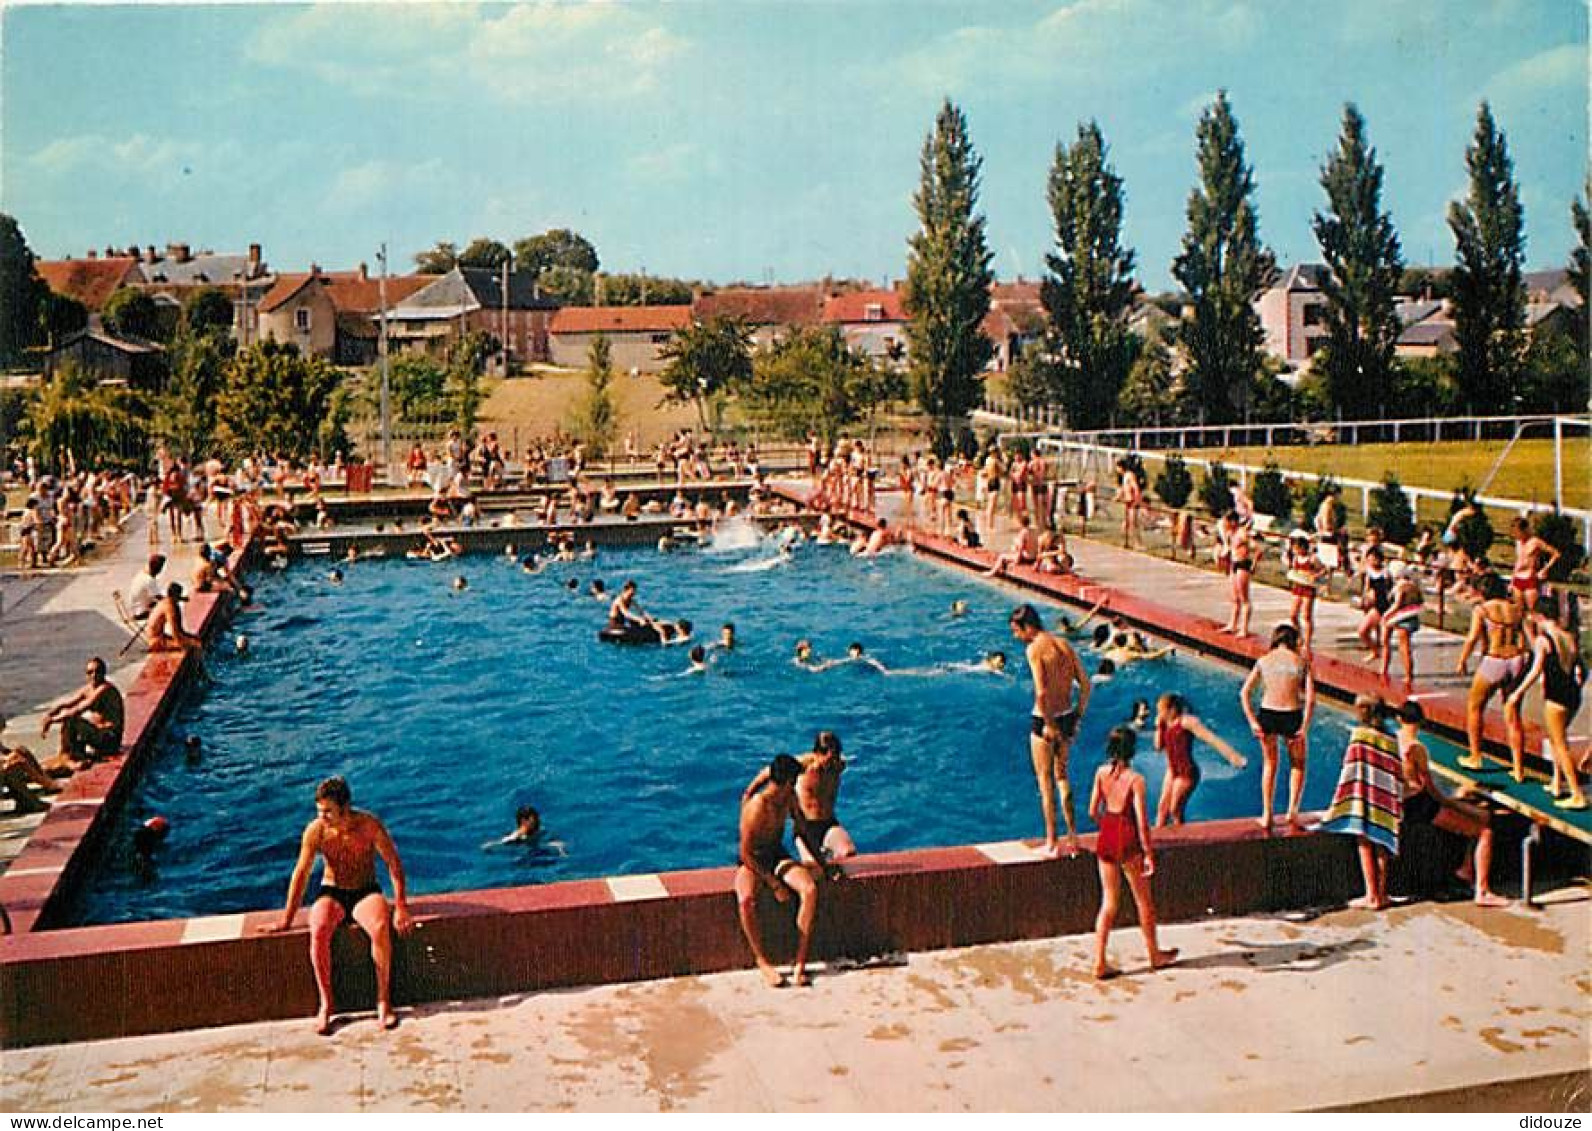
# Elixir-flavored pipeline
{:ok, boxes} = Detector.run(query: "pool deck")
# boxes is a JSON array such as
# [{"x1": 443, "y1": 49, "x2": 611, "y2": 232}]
[{"x1": 1, "y1": 887, "x2": 1585, "y2": 1112}]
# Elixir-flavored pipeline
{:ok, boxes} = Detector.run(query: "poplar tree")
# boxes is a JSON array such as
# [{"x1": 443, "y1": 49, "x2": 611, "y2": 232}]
[
  {"x1": 1312, "y1": 104, "x2": 1404, "y2": 417},
  {"x1": 1171, "y1": 92, "x2": 1276, "y2": 424},
  {"x1": 1041, "y1": 120, "x2": 1138, "y2": 429},
  {"x1": 904, "y1": 99, "x2": 994, "y2": 455},
  {"x1": 1569, "y1": 181, "x2": 1590, "y2": 315},
  {"x1": 1448, "y1": 102, "x2": 1526, "y2": 412}
]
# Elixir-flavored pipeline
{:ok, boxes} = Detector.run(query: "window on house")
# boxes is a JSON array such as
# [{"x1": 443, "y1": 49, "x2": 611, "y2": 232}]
[
  {"x1": 651, "y1": 333, "x2": 670, "y2": 344},
  {"x1": 1302, "y1": 303, "x2": 1326, "y2": 328},
  {"x1": 295, "y1": 308, "x2": 311, "y2": 333},
  {"x1": 865, "y1": 303, "x2": 884, "y2": 322}
]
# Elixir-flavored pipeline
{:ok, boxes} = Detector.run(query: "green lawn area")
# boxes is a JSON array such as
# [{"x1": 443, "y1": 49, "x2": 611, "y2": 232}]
[{"x1": 1187, "y1": 437, "x2": 1586, "y2": 512}]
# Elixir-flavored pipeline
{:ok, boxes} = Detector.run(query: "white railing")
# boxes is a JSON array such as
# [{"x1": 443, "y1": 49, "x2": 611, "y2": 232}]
[{"x1": 1030, "y1": 435, "x2": 1592, "y2": 553}]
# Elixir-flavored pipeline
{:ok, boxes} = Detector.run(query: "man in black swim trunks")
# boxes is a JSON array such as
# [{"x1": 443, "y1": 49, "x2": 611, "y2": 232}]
[
  {"x1": 263, "y1": 776, "x2": 414, "y2": 1034},
  {"x1": 1010, "y1": 604, "x2": 1091, "y2": 858},
  {"x1": 735, "y1": 754, "x2": 836, "y2": 988},
  {"x1": 40, "y1": 656, "x2": 124, "y2": 774}
]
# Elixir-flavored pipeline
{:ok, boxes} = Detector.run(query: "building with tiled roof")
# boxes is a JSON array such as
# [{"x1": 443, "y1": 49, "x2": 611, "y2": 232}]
[
  {"x1": 258, "y1": 266, "x2": 437, "y2": 364},
  {"x1": 385, "y1": 267, "x2": 561, "y2": 367},
  {"x1": 692, "y1": 285, "x2": 824, "y2": 351},
  {"x1": 43, "y1": 326, "x2": 164, "y2": 386},
  {"x1": 983, "y1": 280, "x2": 1046, "y2": 371},
  {"x1": 821, "y1": 289, "x2": 908, "y2": 365},
  {"x1": 548, "y1": 305, "x2": 693, "y2": 373},
  {"x1": 1254, "y1": 263, "x2": 1331, "y2": 370},
  {"x1": 34, "y1": 257, "x2": 144, "y2": 312}
]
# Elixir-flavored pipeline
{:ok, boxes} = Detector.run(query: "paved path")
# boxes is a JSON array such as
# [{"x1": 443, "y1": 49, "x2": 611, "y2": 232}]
[{"x1": 1, "y1": 890, "x2": 1584, "y2": 1111}]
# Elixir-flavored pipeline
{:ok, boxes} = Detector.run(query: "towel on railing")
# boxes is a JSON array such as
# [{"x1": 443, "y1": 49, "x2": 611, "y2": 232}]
[{"x1": 1319, "y1": 725, "x2": 1404, "y2": 856}]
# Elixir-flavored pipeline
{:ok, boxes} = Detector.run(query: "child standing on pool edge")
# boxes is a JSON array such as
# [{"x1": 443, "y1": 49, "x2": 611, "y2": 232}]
[{"x1": 1088, "y1": 725, "x2": 1179, "y2": 980}]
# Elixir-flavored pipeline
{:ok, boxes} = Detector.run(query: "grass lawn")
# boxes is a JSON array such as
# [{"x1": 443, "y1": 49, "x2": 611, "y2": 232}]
[
  {"x1": 1186, "y1": 438, "x2": 1587, "y2": 513},
  {"x1": 476, "y1": 368, "x2": 706, "y2": 449}
]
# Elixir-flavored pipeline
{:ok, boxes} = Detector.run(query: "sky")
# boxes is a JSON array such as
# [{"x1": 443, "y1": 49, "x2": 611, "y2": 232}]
[{"x1": 2, "y1": 0, "x2": 1586, "y2": 291}]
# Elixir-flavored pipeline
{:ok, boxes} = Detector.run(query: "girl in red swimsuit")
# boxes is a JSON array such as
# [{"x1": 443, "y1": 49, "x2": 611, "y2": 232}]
[
  {"x1": 1088, "y1": 726, "x2": 1180, "y2": 980},
  {"x1": 1153, "y1": 693, "x2": 1248, "y2": 827}
]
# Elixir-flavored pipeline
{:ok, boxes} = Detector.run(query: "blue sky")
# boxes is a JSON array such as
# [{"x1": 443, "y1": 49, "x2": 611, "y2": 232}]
[{"x1": 3, "y1": 1, "x2": 1585, "y2": 290}]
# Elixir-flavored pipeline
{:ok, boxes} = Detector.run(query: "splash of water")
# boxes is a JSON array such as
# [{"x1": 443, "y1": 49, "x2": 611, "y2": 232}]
[{"x1": 707, "y1": 516, "x2": 763, "y2": 552}]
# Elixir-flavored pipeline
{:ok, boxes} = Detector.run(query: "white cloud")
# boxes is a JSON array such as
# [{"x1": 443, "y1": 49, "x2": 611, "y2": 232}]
[
  {"x1": 246, "y1": 2, "x2": 688, "y2": 104},
  {"x1": 30, "y1": 132, "x2": 231, "y2": 184},
  {"x1": 884, "y1": 0, "x2": 1262, "y2": 96},
  {"x1": 627, "y1": 142, "x2": 716, "y2": 183},
  {"x1": 1478, "y1": 43, "x2": 1586, "y2": 108}
]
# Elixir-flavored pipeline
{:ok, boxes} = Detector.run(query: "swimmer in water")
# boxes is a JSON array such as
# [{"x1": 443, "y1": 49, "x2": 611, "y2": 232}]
[
  {"x1": 520, "y1": 553, "x2": 542, "y2": 574},
  {"x1": 235, "y1": 634, "x2": 250, "y2": 655},
  {"x1": 501, "y1": 805, "x2": 541, "y2": 844},
  {"x1": 328, "y1": 569, "x2": 344, "y2": 585},
  {"x1": 452, "y1": 576, "x2": 468, "y2": 592},
  {"x1": 589, "y1": 579, "x2": 607, "y2": 599},
  {"x1": 984, "y1": 650, "x2": 1008, "y2": 673},
  {"x1": 713, "y1": 623, "x2": 737, "y2": 653},
  {"x1": 566, "y1": 578, "x2": 580, "y2": 592},
  {"x1": 1128, "y1": 699, "x2": 1151, "y2": 729},
  {"x1": 950, "y1": 599, "x2": 969, "y2": 617},
  {"x1": 185, "y1": 735, "x2": 203, "y2": 765},
  {"x1": 345, "y1": 546, "x2": 359, "y2": 564},
  {"x1": 1056, "y1": 595, "x2": 1109, "y2": 638},
  {"x1": 1095, "y1": 658, "x2": 1117, "y2": 683},
  {"x1": 687, "y1": 645, "x2": 709, "y2": 673}
]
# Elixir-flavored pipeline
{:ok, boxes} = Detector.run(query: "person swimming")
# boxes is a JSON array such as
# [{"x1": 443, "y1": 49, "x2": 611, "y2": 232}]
[
  {"x1": 328, "y1": 568, "x2": 344, "y2": 585},
  {"x1": 452, "y1": 576, "x2": 469, "y2": 592},
  {"x1": 1096, "y1": 658, "x2": 1117, "y2": 682},
  {"x1": 1128, "y1": 699, "x2": 1151, "y2": 729},
  {"x1": 687, "y1": 645, "x2": 709, "y2": 673},
  {"x1": 520, "y1": 553, "x2": 543, "y2": 574},
  {"x1": 589, "y1": 579, "x2": 607, "y2": 599},
  {"x1": 950, "y1": 599, "x2": 969, "y2": 618}
]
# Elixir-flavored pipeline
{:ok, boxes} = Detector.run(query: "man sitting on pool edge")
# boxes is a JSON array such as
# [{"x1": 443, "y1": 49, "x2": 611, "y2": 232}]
[
  {"x1": 262, "y1": 776, "x2": 414, "y2": 1035},
  {"x1": 736, "y1": 754, "x2": 841, "y2": 988}
]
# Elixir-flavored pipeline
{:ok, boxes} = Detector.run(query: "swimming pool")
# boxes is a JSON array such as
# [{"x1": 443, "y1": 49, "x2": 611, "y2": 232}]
[{"x1": 68, "y1": 529, "x2": 1449, "y2": 925}]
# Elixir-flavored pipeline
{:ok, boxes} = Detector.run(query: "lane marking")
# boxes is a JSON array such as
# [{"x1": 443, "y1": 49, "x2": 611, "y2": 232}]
[{"x1": 607, "y1": 874, "x2": 668, "y2": 902}]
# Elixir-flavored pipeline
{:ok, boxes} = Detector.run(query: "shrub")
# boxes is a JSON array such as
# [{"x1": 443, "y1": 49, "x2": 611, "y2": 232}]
[
  {"x1": 1251, "y1": 462, "x2": 1292, "y2": 526},
  {"x1": 1531, "y1": 511, "x2": 1586, "y2": 581},
  {"x1": 1198, "y1": 460, "x2": 1232, "y2": 517},
  {"x1": 1446, "y1": 488, "x2": 1495, "y2": 562},
  {"x1": 1155, "y1": 453, "x2": 1193, "y2": 509},
  {"x1": 1369, "y1": 472, "x2": 1417, "y2": 545}
]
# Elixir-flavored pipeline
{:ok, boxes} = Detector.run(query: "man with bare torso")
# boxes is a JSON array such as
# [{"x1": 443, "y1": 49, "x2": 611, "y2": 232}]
[
  {"x1": 1010, "y1": 603, "x2": 1091, "y2": 857},
  {"x1": 742, "y1": 731, "x2": 856, "y2": 865},
  {"x1": 40, "y1": 656, "x2": 124, "y2": 774},
  {"x1": 262, "y1": 777, "x2": 414, "y2": 1034},
  {"x1": 735, "y1": 754, "x2": 838, "y2": 988}
]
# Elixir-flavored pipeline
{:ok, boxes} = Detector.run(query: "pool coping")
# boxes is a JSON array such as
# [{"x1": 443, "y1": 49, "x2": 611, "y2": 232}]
[{"x1": 0, "y1": 490, "x2": 1580, "y2": 1046}]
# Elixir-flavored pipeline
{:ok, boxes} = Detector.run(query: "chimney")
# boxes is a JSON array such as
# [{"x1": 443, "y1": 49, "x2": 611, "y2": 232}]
[
  {"x1": 358, "y1": 262, "x2": 368, "y2": 281},
  {"x1": 144, "y1": 246, "x2": 159, "y2": 264},
  {"x1": 167, "y1": 242, "x2": 191, "y2": 263},
  {"x1": 247, "y1": 243, "x2": 261, "y2": 274},
  {"x1": 309, "y1": 263, "x2": 321, "y2": 277},
  {"x1": 104, "y1": 246, "x2": 116, "y2": 258},
  {"x1": 86, "y1": 249, "x2": 98, "y2": 260}
]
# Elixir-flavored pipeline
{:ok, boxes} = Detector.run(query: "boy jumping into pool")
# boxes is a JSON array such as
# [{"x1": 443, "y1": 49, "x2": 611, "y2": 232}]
[
  {"x1": 735, "y1": 754, "x2": 838, "y2": 988},
  {"x1": 1009, "y1": 603, "x2": 1091, "y2": 858},
  {"x1": 263, "y1": 776, "x2": 414, "y2": 1035}
]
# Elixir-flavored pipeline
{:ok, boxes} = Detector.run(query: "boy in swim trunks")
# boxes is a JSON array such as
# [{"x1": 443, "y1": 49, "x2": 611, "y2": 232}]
[
  {"x1": 735, "y1": 755, "x2": 836, "y2": 988},
  {"x1": 1508, "y1": 517, "x2": 1560, "y2": 611},
  {"x1": 1010, "y1": 603, "x2": 1091, "y2": 858},
  {"x1": 262, "y1": 776, "x2": 414, "y2": 1034},
  {"x1": 1240, "y1": 623, "x2": 1315, "y2": 832}
]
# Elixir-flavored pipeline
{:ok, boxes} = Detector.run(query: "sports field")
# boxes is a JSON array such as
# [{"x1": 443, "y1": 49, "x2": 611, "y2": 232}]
[{"x1": 1187, "y1": 437, "x2": 1587, "y2": 512}]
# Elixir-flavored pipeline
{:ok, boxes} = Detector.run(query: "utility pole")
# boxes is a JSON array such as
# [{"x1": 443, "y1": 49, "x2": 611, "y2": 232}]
[
  {"x1": 501, "y1": 253, "x2": 510, "y2": 375},
  {"x1": 378, "y1": 243, "x2": 392, "y2": 478}
]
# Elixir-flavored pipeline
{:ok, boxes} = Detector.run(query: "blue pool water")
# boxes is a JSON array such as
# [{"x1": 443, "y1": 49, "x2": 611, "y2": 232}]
[{"x1": 69, "y1": 530, "x2": 1445, "y2": 925}]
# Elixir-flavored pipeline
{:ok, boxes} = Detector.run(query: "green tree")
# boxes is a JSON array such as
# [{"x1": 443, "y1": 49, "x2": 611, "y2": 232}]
[
  {"x1": 1154, "y1": 453, "x2": 1194, "y2": 509},
  {"x1": 1390, "y1": 355, "x2": 1461, "y2": 417},
  {"x1": 1040, "y1": 120, "x2": 1138, "y2": 428},
  {"x1": 513, "y1": 229, "x2": 599, "y2": 279},
  {"x1": 539, "y1": 265, "x2": 596, "y2": 306},
  {"x1": 1446, "y1": 489, "x2": 1495, "y2": 561},
  {"x1": 1171, "y1": 92, "x2": 1277, "y2": 423},
  {"x1": 458, "y1": 238, "x2": 511, "y2": 270},
  {"x1": 570, "y1": 332, "x2": 620, "y2": 454},
  {"x1": 904, "y1": 99, "x2": 994, "y2": 455},
  {"x1": 0, "y1": 214, "x2": 47, "y2": 366},
  {"x1": 444, "y1": 331, "x2": 496, "y2": 432},
  {"x1": 183, "y1": 286, "x2": 235, "y2": 334},
  {"x1": 413, "y1": 241, "x2": 459, "y2": 274},
  {"x1": 214, "y1": 340, "x2": 344, "y2": 460},
  {"x1": 39, "y1": 291, "x2": 88, "y2": 346},
  {"x1": 1005, "y1": 343, "x2": 1058, "y2": 410},
  {"x1": 1520, "y1": 329, "x2": 1589, "y2": 414},
  {"x1": 389, "y1": 352, "x2": 449, "y2": 419},
  {"x1": 1311, "y1": 104, "x2": 1404, "y2": 417},
  {"x1": 152, "y1": 326, "x2": 230, "y2": 458},
  {"x1": 599, "y1": 273, "x2": 696, "y2": 306},
  {"x1": 103, "y1": 286, "x2": 160, "y2": 340},
  {"x1": 22, "y1": 362, "x2": 146, "y2": 470},
  {"x1": 1115, "y1": 322, "x2": 1184, "y2": 426},
  {"x1": 1369, "y1": 472, "x2": 1416, "y2": 544},
  {"x1": 742, "y1": 325, "x2": 871, "y2": 443},
  {"x1": 1448, "y1": 103, "x2": 1526, "y2": 413},
  {"x1": 1197, "y1": 459, "x2": 1233, "y2": 517},
  {"x1": 1251, "y1": 462, "x2": 1292, "y2": 525},
  {"x1": 1570, "y1": 182, "x2": 1590, "y2": 314},
  {"x1": 658, "y1": 315, "x2": 753, "y2": 432}
]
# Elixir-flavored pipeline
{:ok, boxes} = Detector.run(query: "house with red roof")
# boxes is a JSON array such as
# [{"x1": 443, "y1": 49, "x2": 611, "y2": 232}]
[
  {"x1": 548, "y1": 305, "x2": 693, "y2": 373},
  {"x1": 691, "y1": 285, "x2": 825, "y2": 351},
  {"x1": 983, "y1": 280, "x2": 1046, "y2": 371},
  {"x1": 257, "y1": 265, "x2": 436, "y2": 364},
  {"x1": 820, "y1": 289, "x2": 908, "y2": 365},
  {"x1": 34, "y1": 256, "x2": 144, "y2": 314}
]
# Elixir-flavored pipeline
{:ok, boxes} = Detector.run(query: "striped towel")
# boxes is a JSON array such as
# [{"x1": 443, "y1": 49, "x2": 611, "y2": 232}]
[{"x1": 1319, "y1": 725, "x2": 1405, "y2": 855}]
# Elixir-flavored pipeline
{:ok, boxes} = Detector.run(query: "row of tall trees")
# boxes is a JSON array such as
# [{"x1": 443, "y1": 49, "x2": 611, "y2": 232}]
[{"x1": 906, "y1": 95, "x2": 1586, "y2": 437}]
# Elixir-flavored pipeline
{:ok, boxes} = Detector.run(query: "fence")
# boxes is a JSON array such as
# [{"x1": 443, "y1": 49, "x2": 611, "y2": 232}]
[{"x1": 1028, "y1": 435, "x2": 1592, "y2": 554}]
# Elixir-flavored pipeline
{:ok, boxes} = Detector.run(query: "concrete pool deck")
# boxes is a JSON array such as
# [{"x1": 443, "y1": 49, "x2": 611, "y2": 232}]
[{"x1": 1, "y1": 887, "x2": 1585, "y2": 1112}]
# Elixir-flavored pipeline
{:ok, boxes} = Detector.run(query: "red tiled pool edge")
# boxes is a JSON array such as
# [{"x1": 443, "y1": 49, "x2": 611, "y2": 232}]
[{"x1": 3, "y1": 821, "x2": 1367, "y2": 1047}]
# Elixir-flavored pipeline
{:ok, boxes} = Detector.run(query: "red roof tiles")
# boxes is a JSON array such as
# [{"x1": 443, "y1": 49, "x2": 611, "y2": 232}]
[
  {"x1": 822, "y1": 289, "x2": 906, "y2": 324},
  {"x1": 693, "y1": 286, "x2": 824, "y2": 326},
  {"x1": 35, "y1": 258, "x2": 143, "y2": 311},
  {"x1": 257, "y1": 271, "x2": 435, "y2": 314},
  {"x1": 549, "y1": 305, "x2": 694, "y2": 335}
]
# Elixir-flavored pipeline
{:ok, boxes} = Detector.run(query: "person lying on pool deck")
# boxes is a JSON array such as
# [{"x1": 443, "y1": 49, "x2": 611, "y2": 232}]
[
  {"x1": 262, "y1": 776, "x2": 413, "y2": 1035},
  {"x1": 735, "y1": 754, "x2": 840, "y2": 988}
]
